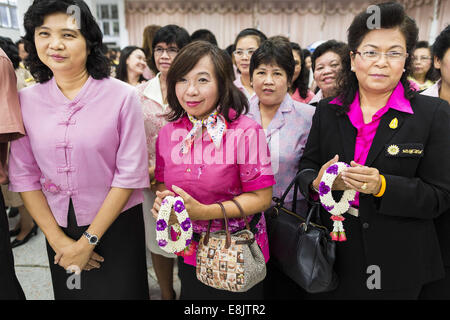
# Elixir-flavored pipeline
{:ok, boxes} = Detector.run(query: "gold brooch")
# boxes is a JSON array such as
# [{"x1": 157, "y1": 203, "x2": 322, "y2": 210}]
[
  {"x1": 389, "y1": 118, "x2": 398, "y2": 129},
  {"x1": 387, "y1": 144, "x2": 400, "y2": 155}
]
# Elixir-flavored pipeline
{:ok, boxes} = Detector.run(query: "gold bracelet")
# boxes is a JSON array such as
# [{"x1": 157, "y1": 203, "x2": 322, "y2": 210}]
[{"x1": 374, "y1": 175, "x2": 386, "y2": 197}]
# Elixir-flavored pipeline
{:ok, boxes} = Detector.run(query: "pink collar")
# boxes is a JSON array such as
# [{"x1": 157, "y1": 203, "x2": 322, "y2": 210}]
[{"x1": 330, "y1": 82, "x2": 414, "y2": 115}]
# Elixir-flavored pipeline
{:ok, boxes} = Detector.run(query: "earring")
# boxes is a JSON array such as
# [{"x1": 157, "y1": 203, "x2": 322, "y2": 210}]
[{"x1": 403, "y1": 68, "x2": 406, "y2": 72}]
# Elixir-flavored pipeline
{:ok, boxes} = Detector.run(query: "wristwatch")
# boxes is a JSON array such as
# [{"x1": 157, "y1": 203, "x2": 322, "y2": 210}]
[{"x1": 83, "y1": 231, "x2": 99, "y2": 246}]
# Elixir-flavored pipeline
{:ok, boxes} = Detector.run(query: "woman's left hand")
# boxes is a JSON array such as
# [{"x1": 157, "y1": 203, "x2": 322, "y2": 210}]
[
  {"x1": 169, "y1": 185, "x2": 206, "y2": 222},
  {"x1": 341, "y1": 161, "x2": 382, "y2": 195}
]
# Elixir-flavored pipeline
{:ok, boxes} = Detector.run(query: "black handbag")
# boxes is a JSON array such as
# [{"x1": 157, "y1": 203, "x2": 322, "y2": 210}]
[{"x1": 265, "y1": 170, "x2": 338, "y2": 293}]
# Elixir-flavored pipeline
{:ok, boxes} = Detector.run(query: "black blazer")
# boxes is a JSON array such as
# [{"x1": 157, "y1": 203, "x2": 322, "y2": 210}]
[{"x1": 298, "y1": 93, "x2": 450, "y2": 290}]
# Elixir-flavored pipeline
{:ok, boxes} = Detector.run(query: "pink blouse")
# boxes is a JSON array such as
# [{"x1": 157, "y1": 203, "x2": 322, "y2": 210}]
[
  {"x1": 330, "y1": 82, "x2": 414, "y2": 206},
  {"x1": 155, "y1": 111, "x2": 276, "y2": 265},
  {"x1": 9, "y1": 77, "x2": 149, "y2": 227},
  {"x1": 291, "y1": 88, "x2": 315, "y2": 104}
]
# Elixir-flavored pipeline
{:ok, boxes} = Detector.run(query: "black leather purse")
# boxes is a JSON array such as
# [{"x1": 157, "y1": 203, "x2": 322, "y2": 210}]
[{"x1": 265, "y1": 170, "x2": 338, "y2": 293}]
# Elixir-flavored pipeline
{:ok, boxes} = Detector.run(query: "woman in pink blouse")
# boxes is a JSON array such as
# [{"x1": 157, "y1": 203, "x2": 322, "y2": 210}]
[
  {"x1": 8, "y1": 0, "x2": 149, "y2": 299},
  {"x1": 290, "y1": 42, "x2": 315, "y2": 104},
  {"x1": 151, "y1": 41, "x2": 275, "y2": 299},
  {"x1": 137, "y1": 24, "x2": 191, "y2": 300}
]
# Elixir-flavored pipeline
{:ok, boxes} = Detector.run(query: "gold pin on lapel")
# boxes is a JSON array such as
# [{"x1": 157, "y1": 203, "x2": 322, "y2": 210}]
[{"x1": 389, "y1": 118, "x2": 398, "y2": 129}]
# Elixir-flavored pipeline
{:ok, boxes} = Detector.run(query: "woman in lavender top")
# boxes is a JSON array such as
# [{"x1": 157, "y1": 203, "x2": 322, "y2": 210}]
[{"x1": 246, "y1": 36, "x2": 315, "y2": 299}]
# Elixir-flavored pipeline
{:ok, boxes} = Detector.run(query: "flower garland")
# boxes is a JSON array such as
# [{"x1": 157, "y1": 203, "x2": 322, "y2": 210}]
[
  {"x1": 156, "y1": 196, "x2": 193, "y2": 254},
  {"x1": 319, "y1": 162, "x2": 357, "y2": 242}
]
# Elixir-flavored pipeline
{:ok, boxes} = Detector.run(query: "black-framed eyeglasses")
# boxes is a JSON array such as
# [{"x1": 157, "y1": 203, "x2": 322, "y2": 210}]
[{"x1": 154, "y1": 47, "x2": 179, "y2": 57}]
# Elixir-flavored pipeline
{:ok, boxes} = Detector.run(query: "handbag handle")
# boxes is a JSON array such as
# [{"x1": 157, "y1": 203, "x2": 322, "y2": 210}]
[
  {"x1": 230, "y1": 199, "x2": 251, "y2": 231},
  {"x1": 203, "y1": 202, "x2": 231, "y2": 248}
]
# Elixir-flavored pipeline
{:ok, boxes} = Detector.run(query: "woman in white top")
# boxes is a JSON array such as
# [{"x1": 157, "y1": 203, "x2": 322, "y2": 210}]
[
  {"x1": 136, "y1": 24, "x2": 191, "y2": 300},
  {"x1": 232, "y1": 28, "x2": 267, "y2": 100}
]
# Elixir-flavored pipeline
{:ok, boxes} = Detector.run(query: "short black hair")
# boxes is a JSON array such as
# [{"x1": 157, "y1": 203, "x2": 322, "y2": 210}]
[
  {"x1": 250, "y1": 36, "x2": 295, "y2": 85},
  {"x1": 115, "y1": 46, "x2": 146, "y2": 84},
  {"x1": 311, "y1": 40, "x2": 349, "y2": 72},
  {"x1": 23, "y1": 0, "x2": 110, "y2": 83},
  {"x1": 432, "y1": 25, "x2": 450, "y2": 76},
  {"x1": 0, "y1": 36, "x2": 20, "y2": 69},
  {"x1": 336, "y1": 2, "x2": 418, "y2": 114},
  {"x1": 191, "y1": 29, "x2": 218, "y2": 46},
  {"x1": 151, "y1": 24, "x2": 191, "y2": 69},
  {"x1": 234, "y1": 28, "x2": 267, "y2": 48},
  {"x1": 413, "y1": 40, "x2": 439, "y2": 81},
  {"x1": 152, "y1": 25, "x2": 191, "y2": 51}
]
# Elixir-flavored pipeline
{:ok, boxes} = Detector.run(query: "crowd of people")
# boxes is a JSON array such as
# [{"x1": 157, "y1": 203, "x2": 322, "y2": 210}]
[{"x1": 0, "y1": 0, "x2": 449, "y2": 300}]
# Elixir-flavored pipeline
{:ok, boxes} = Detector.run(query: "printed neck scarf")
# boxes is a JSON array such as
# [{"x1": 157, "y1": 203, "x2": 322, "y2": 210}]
[{"x1": 181, "y1": 111, "x2": 227, "y2": 154}]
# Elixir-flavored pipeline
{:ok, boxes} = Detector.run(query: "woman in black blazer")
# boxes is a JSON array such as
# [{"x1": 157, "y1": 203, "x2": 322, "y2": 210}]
[{"x1": 298, "y1": 2, "x2": 450, "y2": 299}]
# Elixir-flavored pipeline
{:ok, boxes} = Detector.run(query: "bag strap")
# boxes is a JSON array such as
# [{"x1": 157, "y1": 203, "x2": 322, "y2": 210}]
[
  {"x1": 217, "y1": 202, "x2": 231, "y2": 249},
  {"x1": 230, "y1": 199, "x2": 251, "y2": 231}
]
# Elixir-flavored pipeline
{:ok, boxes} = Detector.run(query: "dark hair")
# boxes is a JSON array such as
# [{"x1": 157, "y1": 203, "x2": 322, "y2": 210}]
[
  {"x1": 234, "y1": 28, "x2": 267, "y2": 49},
  {"x1": 432, "y1": 25, "x2": 450, "y2": 77},
  {"x1": 151, "y1": 24, "x2": 191, "y2": 71},
  {"x1": 291, "y1": 42, "x2": 310, "y2": 99},
  {"x1": 336, "y1": 2, "x2": 419, "y2": 114},
  {"x1": 115, "y1": 46, "x2": 146, "y2": 84},
  {"x1": 0, "y1": 36, "x2": 20, "y2": 69},
  {"x1": 191, "y1": 29, "x2": 218, "y2": 46},
  {"x1": 311, "y1": 40, "x2": 349, "y2": 72},
  {"x1": 302, "y1": 48, "x2": 311, "y2": 60},
  {"x1": 23, "y1": 0, "x2": 110, "y2": 83},
  {"x1": 142, "y1": 24, "x2": 161, "y2": 74},
  {"x1": 249, "y1": 36, "x2": 295, "y2": 86},
  {"x1": 413, "y1": 41, "x2": 439, "y2": 81},
  {"x1": 166, "y1": 41, "x2": 248, "y2": 123}
]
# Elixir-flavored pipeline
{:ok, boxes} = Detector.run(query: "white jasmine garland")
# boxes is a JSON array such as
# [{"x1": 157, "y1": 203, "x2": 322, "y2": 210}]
[
  {"x1": 156, "y1": 196, "x2": 193, "y2": 253},
  {"x1": 318, "y1": 162, "x2": 357, "y2": 241}
]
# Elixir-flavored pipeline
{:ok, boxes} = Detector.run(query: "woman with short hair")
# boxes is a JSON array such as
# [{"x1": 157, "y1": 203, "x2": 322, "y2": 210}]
[
  {"x1": 8, "y1": 0, "x2": 150, "y2": 299},
  {"x1": 137, "y1": 24, "x2": 191, "y2": 300},
  {"x1": 309, "y1": 40, "x2": 350, "y2": 105}
]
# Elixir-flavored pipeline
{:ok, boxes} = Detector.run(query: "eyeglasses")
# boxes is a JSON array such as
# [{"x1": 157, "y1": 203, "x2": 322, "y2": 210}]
[
  {"x1": 154, "y1": 47, "x2": 179, "y2": 57},
  {"x1": 233, "y1": 49, "x2": 256, "y2": 58},
  {"x1": 412, "y1": 55, "x2": 432, "y2": 62},
  {"x1": 354, "y1": 50, "x2": 409, "y2": 61}
]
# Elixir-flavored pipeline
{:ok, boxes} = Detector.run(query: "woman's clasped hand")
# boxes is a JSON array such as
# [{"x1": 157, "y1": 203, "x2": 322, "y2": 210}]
[{"x1": 313, "y1": 155, "x2": 382, "y2": 195}]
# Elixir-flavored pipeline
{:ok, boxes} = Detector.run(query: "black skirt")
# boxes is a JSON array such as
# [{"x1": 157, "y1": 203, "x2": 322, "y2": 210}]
[
  {"x1": 0, "y1": 193, "x2": 25, "y2": 300},
  {"x1": 177, "y1": 256, "x2": 264, "y2": 300},
  {"x1": 46, "y1": 201, "x2": 149, "y2": 300}
]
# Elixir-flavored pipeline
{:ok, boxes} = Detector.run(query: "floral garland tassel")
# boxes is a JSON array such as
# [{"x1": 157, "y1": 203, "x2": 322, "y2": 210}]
[{"x1": 319, "y1": 162, "x2": 357, "y2": 242}]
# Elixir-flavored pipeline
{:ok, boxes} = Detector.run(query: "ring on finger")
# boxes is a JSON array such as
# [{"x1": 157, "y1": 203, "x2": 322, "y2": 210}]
[{"x1": 361, "y1": 182, "x2": 368, "y2": 190}]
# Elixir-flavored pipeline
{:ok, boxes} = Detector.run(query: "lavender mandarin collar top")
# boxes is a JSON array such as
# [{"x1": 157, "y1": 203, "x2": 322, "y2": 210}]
[{"x1": 9, "y1": 76, "x2": 149, "y2": 227}]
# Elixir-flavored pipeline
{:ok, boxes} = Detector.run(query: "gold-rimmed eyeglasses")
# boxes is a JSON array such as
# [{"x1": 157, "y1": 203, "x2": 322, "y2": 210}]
[{"x1": 354, "y1": 50, "x2": 409, "y2": 61}]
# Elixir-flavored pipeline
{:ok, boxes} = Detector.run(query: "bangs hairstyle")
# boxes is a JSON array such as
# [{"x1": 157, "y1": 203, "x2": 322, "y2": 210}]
[
  {"x1": 23, "y1": 0, "x2": 110, "y2": 83},
  {"x1": 249, "y1": 36, "x2": 295, "y2": 85},
  {"x1": 336, "y1": 1, "x2": 418, "y2": 114},
  {"x1": 166, "y1": 40, "x2": 248, "y2": 123}
]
